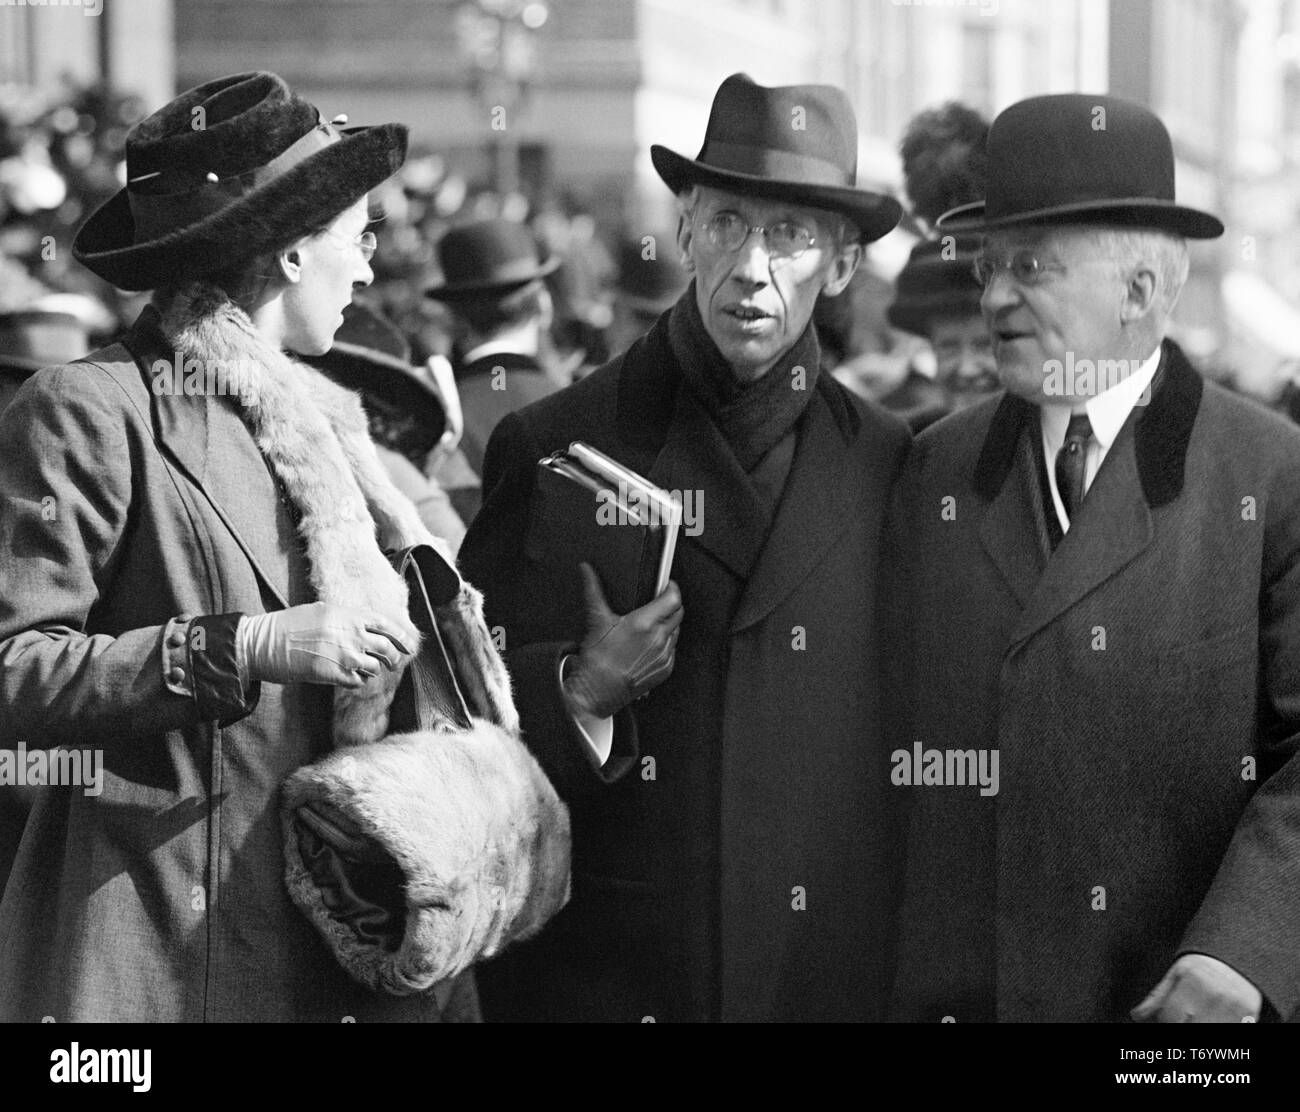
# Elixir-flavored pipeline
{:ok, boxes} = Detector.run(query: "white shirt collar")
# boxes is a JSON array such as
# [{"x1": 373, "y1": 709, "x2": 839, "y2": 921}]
[{"x1": 1040, "y1": 345, "x2": 1163, "y2": 454}]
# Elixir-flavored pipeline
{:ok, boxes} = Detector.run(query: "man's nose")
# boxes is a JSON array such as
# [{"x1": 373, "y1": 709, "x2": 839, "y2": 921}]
[
  {"x1": 729, "y1": 228, "x2": 773, "y2": 283},
  {"x1": 981, "y1": 270, "x2": 1018, "y2": 316},
  {"x1": 353, "y1": 259, "x2": 374, "y2": 290}
]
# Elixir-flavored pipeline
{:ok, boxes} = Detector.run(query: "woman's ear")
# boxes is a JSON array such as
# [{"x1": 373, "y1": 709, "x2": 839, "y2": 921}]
[{"x1": 278, "y1": 246, "x2": 304, "y2": 284}]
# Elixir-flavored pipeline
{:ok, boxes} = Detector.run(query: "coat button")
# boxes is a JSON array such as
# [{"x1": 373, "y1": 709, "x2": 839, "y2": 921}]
[
  {"x1": 176, "y1": 614, "x2": 194, "y2": 623},
  {"x1": 167, "y1": 630, "x2": 186, "y2": 648},
  {"x1": 167, "y1": 666, "x2": 187, "y2": 685}
]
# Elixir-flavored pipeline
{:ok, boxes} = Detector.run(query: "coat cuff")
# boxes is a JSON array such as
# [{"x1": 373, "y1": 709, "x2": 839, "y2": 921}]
[
  {"x1": 185, "y1": 613, "x2": 260, "y2": 726},
  {"x1": 506, "y1": 640, "x2": 639, "y2": 793}
]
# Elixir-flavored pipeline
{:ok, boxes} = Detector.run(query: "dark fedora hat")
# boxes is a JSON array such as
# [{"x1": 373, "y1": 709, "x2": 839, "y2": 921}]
[
  {"x1": 425, "y1": 218, "x2": 559, "y2": 302},
  {"x1": 304, "y1": 302, "x2": 446, "y2": 456},
  {"x1": 650, "y1": 73, "x2": 902, "y2": 244},
  {"x1": 938, "y1": 93, "x2": 1223, "y2": 239},
  {"x1": 73, "y1": 71, "x2": 408, "y2": 291},
  {"x1": 887, "y1": 235, "x2": 984, "y2": 337}
]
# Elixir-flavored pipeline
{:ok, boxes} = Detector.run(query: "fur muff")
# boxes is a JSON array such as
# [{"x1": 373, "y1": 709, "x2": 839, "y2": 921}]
[
  {"x1": 158, "y1": 283, "x2": 569, "y2": 993},
  {"x1": 282, "y1": 720, "x2": 571, "y2": 994}
]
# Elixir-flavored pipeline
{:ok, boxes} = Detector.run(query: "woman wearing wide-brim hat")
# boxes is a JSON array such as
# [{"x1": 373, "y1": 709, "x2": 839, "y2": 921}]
[{"x1": 0, "y1": 72, "x2": 568, "y2": 1022}]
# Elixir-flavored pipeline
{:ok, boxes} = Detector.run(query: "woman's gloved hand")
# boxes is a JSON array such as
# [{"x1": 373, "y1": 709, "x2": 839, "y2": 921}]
[
  {"x1": 237, "y1": 602, "x2": 414, "y2": 688},
  {"x1": 562, "y1": 562, "x2": 683, "y2": 719}
]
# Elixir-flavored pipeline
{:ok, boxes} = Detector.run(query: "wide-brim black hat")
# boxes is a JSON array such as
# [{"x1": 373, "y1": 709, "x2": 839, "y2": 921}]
[
  {"x1": 425, "y1": 218, "x2": 559, "y2": 301},
  {"x1": 304, "y1": 302, "x2": 446, "y2": 442},
  {"x1": 651, "y1": 73, "x2": 902, "y2": 244},
  {"x1": 73, "y1": 72, "x2": 408, "y2": 291},
  {"x1": 887, "y1": 236, "x2": 983, "y2": 337},
  {"x1": 937, "y1": 93, "x2": 1223, "y2": 239}
]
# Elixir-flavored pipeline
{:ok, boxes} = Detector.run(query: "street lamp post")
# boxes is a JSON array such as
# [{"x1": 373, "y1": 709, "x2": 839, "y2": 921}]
[{"x1": 454, "y1": 0, "x2": 549, "y2": 197}]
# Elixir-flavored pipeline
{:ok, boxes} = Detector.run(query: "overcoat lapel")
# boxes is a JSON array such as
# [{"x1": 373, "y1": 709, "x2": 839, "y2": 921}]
[
  {"x1": 1009, "y1": 417, "x2": 1153, "y2": 648},
  {"x1": 978, "y1": 429, "x2": 1048, "y2": 611},
  {"x1": 731, "y1": 386, "x2": 862, "y2": 634},
  {"x1": 122, "y1": 316, "x2": 291, "y2": 609}
]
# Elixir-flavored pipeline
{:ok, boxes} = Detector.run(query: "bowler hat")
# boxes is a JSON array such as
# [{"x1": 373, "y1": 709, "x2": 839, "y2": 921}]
[
  {"x1": 938, "y1": 93, "x2": 1223, "y2": 239},
  {"x1": 305, "y1": 303, "x2": 447, "y2": 455},
  {"x1": 73, "y1": 72, "x2": 408, "y2": 291},
  {"x1": 887, "y1": 236, "x2": 983, "y2": 337},
  {"x1": 614, "y1": 238, "x2": 689, "y2": 315},
  {"x1": 425, "y1": 219, "x2": 559, "y2": 302},
  {"x1": 651, "y1": 73, "x2": 901, "y2": 243}
]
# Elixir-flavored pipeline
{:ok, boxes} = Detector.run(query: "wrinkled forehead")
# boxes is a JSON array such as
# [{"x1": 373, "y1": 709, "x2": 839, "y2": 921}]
[
  {"x1": 694, "y1": 185, "x2": 840, "y2": 232},
  {"x1": 980, "y1": 224, "x2": 1097, "y2": 258}
]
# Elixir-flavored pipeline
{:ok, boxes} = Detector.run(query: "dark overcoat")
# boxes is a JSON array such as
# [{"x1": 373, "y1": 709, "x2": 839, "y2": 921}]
[
  {"x1": 0, "y1": 310, "x2": 474, "y2": 1021},
  {"x1": 889, "y1": 341, "x2": 1300, "y2": 1022},
  {"x1": 458, "y1": 312, "x2": 911, "y2": 1021}
]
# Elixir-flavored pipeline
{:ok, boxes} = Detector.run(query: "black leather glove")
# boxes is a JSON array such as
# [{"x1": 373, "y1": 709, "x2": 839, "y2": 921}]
[{"x1": 562, "y1": 561, "x2": 683, "y2": 719}]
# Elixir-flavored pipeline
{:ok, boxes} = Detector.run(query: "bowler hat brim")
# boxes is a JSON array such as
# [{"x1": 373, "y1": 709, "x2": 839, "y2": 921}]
[
  {"x1": 651, "y1": 144, "x2": 903, "y2": 244},
  {"x1": 938, "y1": 197, "x2": 1224, "y2": 239},
  {"x1": 424, "y1": 255, "x2": 560, "y2": 302},
  {"x1": 73, "y1": 123, "x2": 408, "y2": 291}
]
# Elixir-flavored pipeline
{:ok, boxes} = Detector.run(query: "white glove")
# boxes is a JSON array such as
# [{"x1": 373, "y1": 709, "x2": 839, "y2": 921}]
[{"x1": 237, "y1": 602, "x2": 414, "y2": 689}]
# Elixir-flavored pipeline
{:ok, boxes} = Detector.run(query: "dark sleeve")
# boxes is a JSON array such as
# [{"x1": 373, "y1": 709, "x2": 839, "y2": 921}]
[
  {"x1": 0, "y1": 367, "x2": 260, "y2": 747},
  {"x1": 459, "y1": 409, "x2": 638, "y2": 798},
  {"x1": 1178, "y1": 453, "x2": 1300, "y2": 1020}
]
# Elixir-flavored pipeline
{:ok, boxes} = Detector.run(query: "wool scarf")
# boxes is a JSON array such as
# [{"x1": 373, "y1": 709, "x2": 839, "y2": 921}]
[{"x1": 668, "y1": 281, "x2": 821, "y2": 472}]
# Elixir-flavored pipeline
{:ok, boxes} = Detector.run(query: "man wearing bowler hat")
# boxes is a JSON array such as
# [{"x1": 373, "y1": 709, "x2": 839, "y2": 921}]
[
  {"x1": 459, "y1": 73, "x2": 910, "y2": 1021},
  {"x1": 426, "y1": 218, "x2": 561, "y2": 493},
  {"x1": 889, "y1": 94, "x2": 1300, "y2": 1022}
]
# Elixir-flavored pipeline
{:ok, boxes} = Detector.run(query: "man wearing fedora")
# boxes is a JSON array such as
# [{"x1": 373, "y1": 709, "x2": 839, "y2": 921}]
[
  {"x1": 459, "y1": 73, "x2": 910, "y2": 1022},
  {"x1": 889, "y1": 94, "x2": 1300, "y2": 1022},
  {"x1": 0, "y1": 73, "x2": 568, "y2": 1022},
  {"x1": 426, "y1": 218, "x2": 562, "y2": 516}
]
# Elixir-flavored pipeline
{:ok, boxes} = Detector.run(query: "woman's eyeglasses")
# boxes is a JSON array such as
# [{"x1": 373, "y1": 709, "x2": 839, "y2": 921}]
[{"x1": 323, "y1": 228, "x2": 378, "y2": 262}]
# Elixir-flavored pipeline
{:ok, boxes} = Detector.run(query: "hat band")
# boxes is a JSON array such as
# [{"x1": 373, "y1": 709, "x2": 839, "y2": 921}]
[
  {"x1": 127, "y1": 120, "x2": 341, "y2": 243},
  {"x1": 698, "y1": 140, "x2": 850, "y2": 189}
]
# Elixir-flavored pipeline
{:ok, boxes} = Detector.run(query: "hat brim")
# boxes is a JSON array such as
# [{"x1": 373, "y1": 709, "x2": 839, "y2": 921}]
[
  {"x1": 0, "y1": 353, "x2": 54, "y2": 375},
  {"x1": 937, "y1": 197, "x2": 1224, "y2": 239},
  {"x1": 886, "y1": 289, "x2": 985, "y2": 338},
  {"x1": 424, "y1": 256, "x2": 560, "y2": 302},
  {"x1": 306, "y1": 341, "x2": 446, "y2": 436},
  {"x1": 73, "y1": 124, "x2": 408, "y2": 291},
  {"x1": 651, "y1": 144, "x2": 902, "y2": 244}
]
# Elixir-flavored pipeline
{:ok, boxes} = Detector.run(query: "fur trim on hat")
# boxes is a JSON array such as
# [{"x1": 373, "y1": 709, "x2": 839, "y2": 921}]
[{"x1": 157, "y1": 284, "x2": 569, "y2": 993}]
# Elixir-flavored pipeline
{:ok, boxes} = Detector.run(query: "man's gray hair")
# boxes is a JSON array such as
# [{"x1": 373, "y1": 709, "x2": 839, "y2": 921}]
[{"x1": 1084, "y1": 227, "x2": 1190, "y2": 320}]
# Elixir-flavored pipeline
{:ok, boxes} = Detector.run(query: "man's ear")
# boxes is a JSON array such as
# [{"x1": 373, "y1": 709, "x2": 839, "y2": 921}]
[
  {"x1": 1120, "y1": 264, "x2": 1158, "y2": 323},
  {"x1": 277, "y1": 246, "x2": 304, "y2": 285},
  {"x1": 675, "y1": 213, "x2": 696, "y2": 272},
  {"x1": 821, "y1": 240, "x2": 863, "y2": 298}
]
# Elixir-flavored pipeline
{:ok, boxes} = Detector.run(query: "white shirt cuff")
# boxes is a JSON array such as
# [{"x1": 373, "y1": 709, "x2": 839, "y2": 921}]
[{"x1": 559, "y1": 654, "x2": 615, "y2": 766}]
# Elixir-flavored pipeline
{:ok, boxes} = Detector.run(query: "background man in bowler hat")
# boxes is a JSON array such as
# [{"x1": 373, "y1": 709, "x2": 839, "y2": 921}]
[
  {"x1": 426, "y1": 218, "x2": 561, "y2": 522},
  {"x1": 890, "y1": 93, "x2": 1300, "y2": 1022},
  {"x1": 459, "y1": 72, "x2": 910, "y2": 1021}
]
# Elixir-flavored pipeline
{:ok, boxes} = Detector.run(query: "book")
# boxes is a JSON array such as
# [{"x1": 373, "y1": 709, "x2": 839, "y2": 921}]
[{"x1": 527, "y1": 441, "x2": 681, "y2": 617}]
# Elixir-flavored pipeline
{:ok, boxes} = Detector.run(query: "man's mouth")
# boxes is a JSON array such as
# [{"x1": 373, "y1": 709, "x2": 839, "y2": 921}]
[{"x1": 722, "y1": 304, "x2": 772, "y2": 324}]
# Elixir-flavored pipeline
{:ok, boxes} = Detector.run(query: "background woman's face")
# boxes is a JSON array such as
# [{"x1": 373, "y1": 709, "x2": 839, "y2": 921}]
[{"x1": 281, "y1": 197, "x2": 373, "y2": 356}]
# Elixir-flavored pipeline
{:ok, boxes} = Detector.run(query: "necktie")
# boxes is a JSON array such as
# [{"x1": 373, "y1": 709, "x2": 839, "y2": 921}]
[{"x1": 1054, "y1": 412, "x2": 1093, "y2": 523}]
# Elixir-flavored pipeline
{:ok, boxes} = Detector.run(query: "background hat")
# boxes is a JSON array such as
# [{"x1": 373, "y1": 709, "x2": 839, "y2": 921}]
[
  {"x1": 0, "y1": 308, "x2": 90, "y2": 374},
  {"x1": 305, "y1": 302, "x2": 446, "y2": 459},
  {"x1": 614, "y1": 237, "x2": 689, "y2": 315},
  {"x1": 425, "y1": 218, "x2": 559, "y2": 301},
  {"x1": 887, "y1": 236, "x2": 984, "y2": 337},
  {"x1": 651, "y1": 73, "x2": 902, "y2": 243},
  {"x1": 937, "y1": 93, "x2": 1224, "y2": 239},
  {"x1": 73, "y1": 71, "x2": 408, "y2": 290}
]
